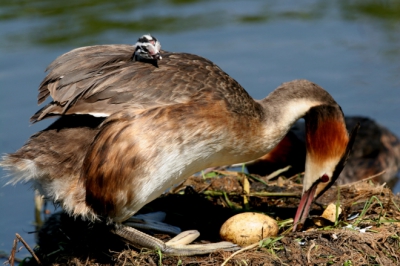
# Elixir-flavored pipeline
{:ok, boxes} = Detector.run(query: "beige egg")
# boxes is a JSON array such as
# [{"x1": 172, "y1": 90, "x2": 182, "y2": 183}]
[{"x1": 220, "y1": 212, "x2": 278, "y2": 246}]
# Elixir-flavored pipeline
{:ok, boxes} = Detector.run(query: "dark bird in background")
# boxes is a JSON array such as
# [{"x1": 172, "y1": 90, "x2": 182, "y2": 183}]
[{"x1": 1, "y1": 35, "x2": 356, "y2": 255}]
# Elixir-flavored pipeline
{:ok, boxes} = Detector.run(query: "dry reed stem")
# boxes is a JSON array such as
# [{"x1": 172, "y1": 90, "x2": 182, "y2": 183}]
[{"x1": 15, "y1": 233, "x2": 41, "y2": 265}]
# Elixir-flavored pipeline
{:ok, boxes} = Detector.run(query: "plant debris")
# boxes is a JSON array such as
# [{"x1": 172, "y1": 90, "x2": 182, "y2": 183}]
[{"x1": 8, "y1": 171, "x2": 400, "y2": 265}]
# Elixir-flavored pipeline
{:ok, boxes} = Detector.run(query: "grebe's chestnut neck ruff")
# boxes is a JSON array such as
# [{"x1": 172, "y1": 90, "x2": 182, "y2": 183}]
[
  {"x1": 246, "y1": 116, "x2": 399, "y2": 188},
  {"x1": 1, "y1": 41, "x2": 356, "y2": 254}
]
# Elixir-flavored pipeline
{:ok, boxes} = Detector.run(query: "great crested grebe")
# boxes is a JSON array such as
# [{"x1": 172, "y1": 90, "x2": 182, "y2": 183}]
[
  {"x1": 1, "y1": 35, "x2": 357, "y2": 255},
  {"x1": 246, "y1": 116, "x2": 400, "y2": 187}
]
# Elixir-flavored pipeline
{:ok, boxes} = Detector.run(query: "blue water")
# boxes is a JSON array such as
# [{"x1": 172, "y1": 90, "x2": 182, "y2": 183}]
[{"x1": 1, "y1": 0, "x2": 400, "y2": 260}]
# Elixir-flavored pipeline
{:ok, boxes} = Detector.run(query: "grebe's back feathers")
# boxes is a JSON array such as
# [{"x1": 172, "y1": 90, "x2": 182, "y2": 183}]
[{"x1": 33, "y1": 51, "x2": 259, "y2": 122}]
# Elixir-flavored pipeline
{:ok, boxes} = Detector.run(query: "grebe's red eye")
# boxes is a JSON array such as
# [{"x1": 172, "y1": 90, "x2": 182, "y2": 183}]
[{"x1": 321, "y1": 174, "x2": 329, "y2": 183}]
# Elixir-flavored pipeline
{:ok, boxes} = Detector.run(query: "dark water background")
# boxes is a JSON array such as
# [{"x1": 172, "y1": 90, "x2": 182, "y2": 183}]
[{"x1": 1, "y1": 0, "x2": 400, "y2": 260}]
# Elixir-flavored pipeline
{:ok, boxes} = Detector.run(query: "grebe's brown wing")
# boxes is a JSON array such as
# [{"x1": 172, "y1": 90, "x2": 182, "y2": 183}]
[
  {"x1": 32, "y1": 50, "x2": 248, "y2": 122},
  {"x1": 37, "y1": 45, "x2": 136, "y2": 105}
]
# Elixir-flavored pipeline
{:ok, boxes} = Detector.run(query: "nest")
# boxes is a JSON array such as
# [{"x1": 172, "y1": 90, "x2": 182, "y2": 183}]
[{"x1": 6, "y1": 171, "x2": 400, "y2": 265}]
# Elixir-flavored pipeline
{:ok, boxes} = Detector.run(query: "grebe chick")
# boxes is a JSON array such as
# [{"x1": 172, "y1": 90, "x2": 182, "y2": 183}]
[
  {"x1": 133, "y1": 34, "x2": 162, "y2": 61},
  {"x1": 1, "y1": 43, "x2": 356, "y2": 254}
]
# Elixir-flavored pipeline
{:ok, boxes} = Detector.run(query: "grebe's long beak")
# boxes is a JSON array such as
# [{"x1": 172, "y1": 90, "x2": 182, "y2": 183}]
[
  {"x1": 293, "y1": 123, "x2": 360, "y2": 231},
  {"x1": 293, "y1": 180, "x2": 318, "y2": 231}
]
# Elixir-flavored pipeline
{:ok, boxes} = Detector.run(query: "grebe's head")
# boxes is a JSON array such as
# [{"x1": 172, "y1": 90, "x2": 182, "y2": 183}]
[{"x1": 293, "y1": 105, "x2": 359, "y2": 231}]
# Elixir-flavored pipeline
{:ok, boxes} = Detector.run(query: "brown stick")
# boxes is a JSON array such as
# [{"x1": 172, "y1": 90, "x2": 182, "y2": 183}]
[
  {"x1": 221, "y1": 242, "x2": 258, "y2": 266},
  {"x1": 307, "y1": 240, "x2": 316, "y2": 263},
  {"x1": 337, "y1": 171, "x2": 386, "y2": 188},
  {"x1": 15, "y1": 233, "x2": 41, "y2": 265},
  {"x1": 9, "y1": 236, "x2": 18, "y2": 266},
  {"x1": 265, "y1": 165, "x2": 292, "y2": 181},
  {"x1": 202, "y1": 190, "x2": 299, "y2": 197}
]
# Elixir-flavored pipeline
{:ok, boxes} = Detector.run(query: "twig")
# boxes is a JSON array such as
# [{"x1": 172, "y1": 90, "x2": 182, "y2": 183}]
[
  {"x1": 221, "y1": 243, "x2": 258, "y2": 266},
  {"x1": 202, "y1": 191, "x2": 299, "y2": 197},
  {"x1": 198, "y1": 181, "x2": 213, "y2": 193},
  {"x1": 9, "y1": 237, "x2": 18, "y2": 266},
  {"x1": 15, "y1": 233, "x2": 41, "y2": 265},
  {"x1": 84, "y1": 256, "x2": 90, "y2": 266},
  {"x1": 307, "y1": 240, "x2": 316, "y2": 264},
  {"x1": 338, "y1": 171, "x2": 386, "y2": 188},
  {"x1": 250, "y1": 191, "x2": 299, "y2": 197},
  {"x1": 265, "y1": 166, "x2": 292, "y2": 181},
  {"x1": 246, "y1": 174, "x2": 268, "y2": 186}
]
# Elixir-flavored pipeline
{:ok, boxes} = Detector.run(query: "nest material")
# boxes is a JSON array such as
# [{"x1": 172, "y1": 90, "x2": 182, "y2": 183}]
[{"x1": 9, "y1": 171, "x2": 400, "y2": 266}]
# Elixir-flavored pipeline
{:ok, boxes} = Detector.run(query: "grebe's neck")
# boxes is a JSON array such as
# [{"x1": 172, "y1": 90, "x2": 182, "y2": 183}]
[
  {"x1": 257, "y1": 80, "x2": 352, "y2": 198},
  {"x1": 256, "y1": 80, "x2": 339, "y2": 153}
]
